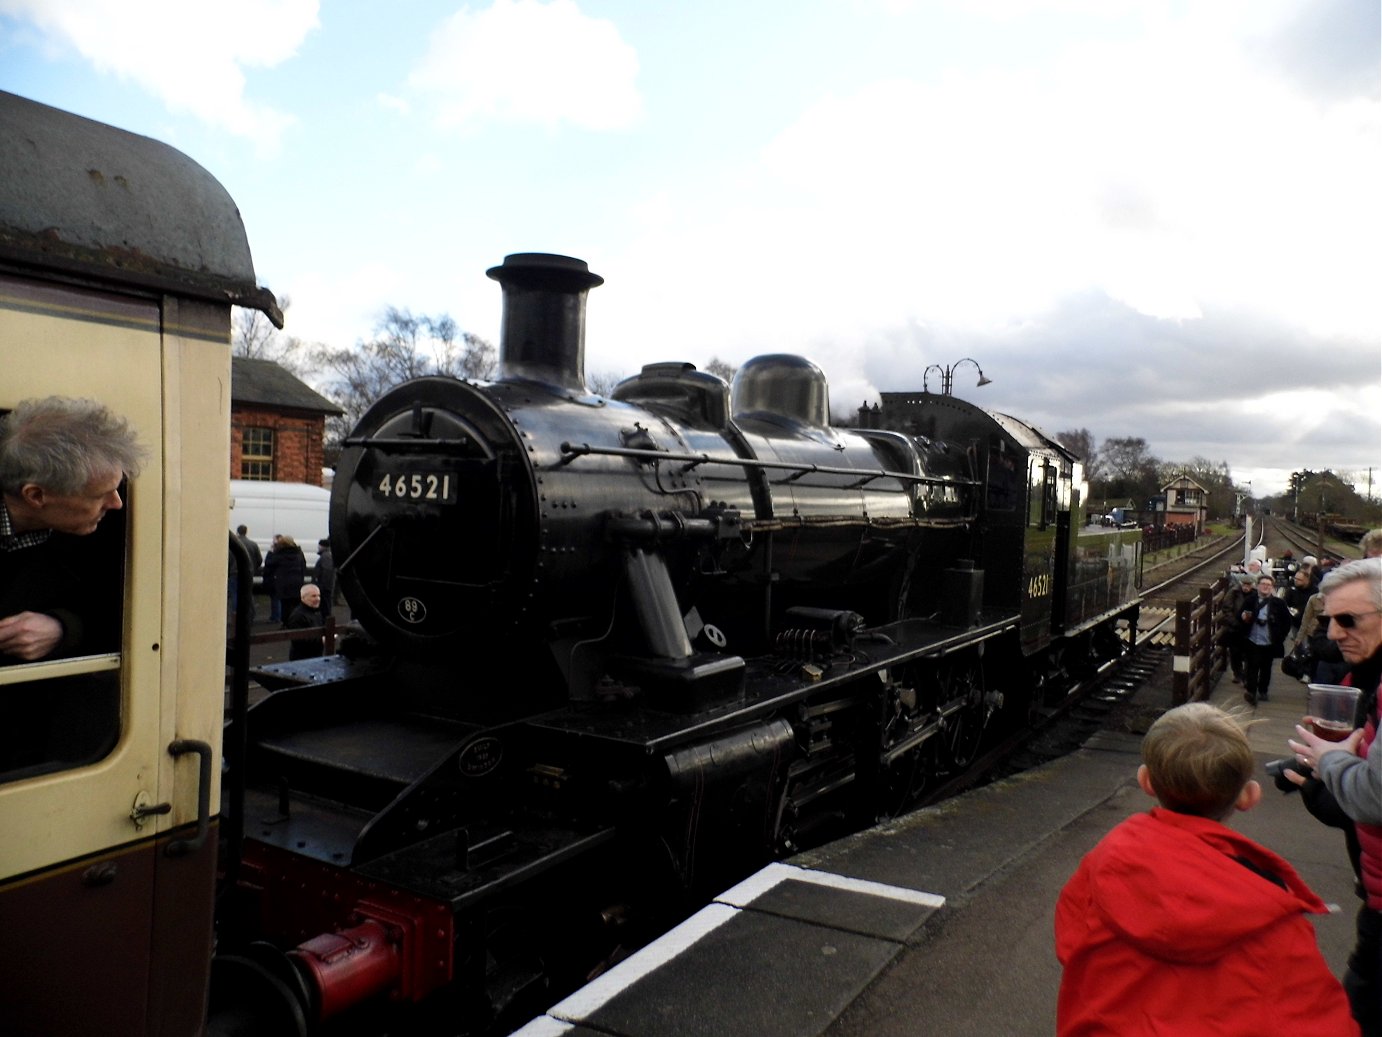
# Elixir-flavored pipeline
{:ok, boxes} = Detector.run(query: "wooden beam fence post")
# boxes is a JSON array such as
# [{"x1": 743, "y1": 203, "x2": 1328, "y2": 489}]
[{"x1": 1173, "y1": 575, "x2": 1231, "y2": 705}]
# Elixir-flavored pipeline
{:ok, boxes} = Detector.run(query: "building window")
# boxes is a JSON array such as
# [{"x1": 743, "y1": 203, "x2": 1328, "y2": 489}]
[{"x1": 242, "y1": 427, "x2": 274, "y2": 480}]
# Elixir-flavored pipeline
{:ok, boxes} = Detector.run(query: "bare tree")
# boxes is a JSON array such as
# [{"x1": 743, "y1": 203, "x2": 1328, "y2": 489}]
[
  {"x1": 587, "y1": 370, "x2": 628, "y2": 396},
  {"x1": 233, "y1": 297, "x2": 308, "y2": 376},
  {"x1": 1054, "y1": 428, "x2": 1100, "y2": 481},
  {"x1": 1099, "y1": 436, "x2": 1160, "y2": 505},
  {"x1": 704, "y1": 357, "x2": 738, "y2": 383},
  {"x1": 313, "y1": 307, "x2": 495, "y2": 444}
]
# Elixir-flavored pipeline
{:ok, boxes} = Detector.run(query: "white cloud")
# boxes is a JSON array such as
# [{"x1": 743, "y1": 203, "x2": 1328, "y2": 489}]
[
  {"x1": 592, "y1": 4, "x2": 1377, "y2": 391},
  {"x1": 0, "y1": 0, "x2": 318, "y2": 149},
  {"x1": 408, "y1": 0, "x2": 641, "y2": 131}
]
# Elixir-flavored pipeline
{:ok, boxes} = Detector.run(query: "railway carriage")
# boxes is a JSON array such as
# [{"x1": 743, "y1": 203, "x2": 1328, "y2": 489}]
[{"x1": 0, "y1": 91, "x2": 281, "y2": 1035}]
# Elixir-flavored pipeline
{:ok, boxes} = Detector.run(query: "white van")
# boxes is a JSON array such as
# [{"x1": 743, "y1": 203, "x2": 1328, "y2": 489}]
[{"x1": 228, "y1": 479, "x2": 331, "y2": 573}]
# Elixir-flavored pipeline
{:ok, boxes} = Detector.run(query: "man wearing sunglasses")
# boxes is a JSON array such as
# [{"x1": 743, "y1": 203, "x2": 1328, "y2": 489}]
[{"x1": 1286, "y1": 557, "x2": 1382, "y2": 1035}]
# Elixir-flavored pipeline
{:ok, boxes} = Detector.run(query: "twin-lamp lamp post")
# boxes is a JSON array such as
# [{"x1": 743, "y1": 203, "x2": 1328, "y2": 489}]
[{"x1": 922, "y1": 357, "x2": 992, "y2": 396}]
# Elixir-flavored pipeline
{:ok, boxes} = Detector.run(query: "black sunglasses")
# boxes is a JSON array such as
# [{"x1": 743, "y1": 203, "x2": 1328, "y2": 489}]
[{"x1": 1325, "y1": 609, "x2": 1382, "y2": 629}]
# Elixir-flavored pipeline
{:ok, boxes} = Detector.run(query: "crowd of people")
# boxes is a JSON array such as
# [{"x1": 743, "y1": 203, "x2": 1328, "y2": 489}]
[
  {"x1": 1218, "y1": 539, "x2": 1382, "y2": 700},
  {"x1": 1060, "y1": 534, "x2": 1382, "y2": 1036}
]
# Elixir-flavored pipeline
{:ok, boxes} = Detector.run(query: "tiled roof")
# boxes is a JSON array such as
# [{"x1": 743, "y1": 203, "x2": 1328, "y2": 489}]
[{"x1": 231, "y1": 357, "x2": 342, "y2": 415}]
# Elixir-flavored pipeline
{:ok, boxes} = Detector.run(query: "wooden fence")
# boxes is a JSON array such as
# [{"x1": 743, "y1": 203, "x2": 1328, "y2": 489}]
[
  {"x1": 231, "y1": 615, "x2": 362, "y2": 660},
  {"x1": 1172, "y1": 574, "x2": 1231, "y2": 705}
]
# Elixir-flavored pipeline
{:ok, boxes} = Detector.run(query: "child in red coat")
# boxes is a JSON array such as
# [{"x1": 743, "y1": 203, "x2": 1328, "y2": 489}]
[{"x1": 1055, "y1": 702, "x2": 1358, "y2": 1036}]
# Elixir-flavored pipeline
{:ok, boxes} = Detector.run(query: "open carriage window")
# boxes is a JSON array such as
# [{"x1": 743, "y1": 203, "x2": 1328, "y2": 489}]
[{"x1": 0, "y1": 401, "x2": 139, "y2": 784}]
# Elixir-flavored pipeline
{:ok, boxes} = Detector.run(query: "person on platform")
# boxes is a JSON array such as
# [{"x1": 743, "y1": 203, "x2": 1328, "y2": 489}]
[
  {"x1": 229, "y1": 524, "x2": 262, "y2": 624},
  {"x1": 312, "y1": 538, "x2": 335, "y2": 608},
  {"x1": 1284, "y1": 567, "x2": 1316, "y2": 640},
  {"x1": 0, "y1": 396, "x2": 145, "y2": 662},
  {"x1": 236, "y1": 524, "x2": 262, "y2": 576},
  {"x1": 1298, "y1": 589, "x2": 1351, "y2": 685},
  {"x1": 1241, "y1": 575, "x2": 1291, "y2": 705},
  {"x1": 284, "y1": 583, "x2": 325, "y2": 661},
  {"x1": 1301, "y1": 554, "x2": 1321, "y2": 585},
  {"x1": 1283, "y1": 557, "x2": 1382, "y2": 1035},
  {"x1": 1055, "y1": 702, "x2": 1359, "y2": 1037},
  {"x1": 262, "y1": 534, "x2": 306, "y2": 625},
  {"x1": 1219, "y1": 572, "x2": 1256, "y2": 684}
]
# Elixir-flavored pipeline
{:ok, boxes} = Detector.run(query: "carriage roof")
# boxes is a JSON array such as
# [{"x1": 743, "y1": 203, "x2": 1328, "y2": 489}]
[{"x1": 0, "y1": 90, "x2": 280, "y2": 325}]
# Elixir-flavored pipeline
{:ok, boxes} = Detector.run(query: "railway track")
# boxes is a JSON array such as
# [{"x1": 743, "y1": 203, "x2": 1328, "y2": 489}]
[{"x1": 1274, "y1": 517, "x2": 1352, "y2": 565}]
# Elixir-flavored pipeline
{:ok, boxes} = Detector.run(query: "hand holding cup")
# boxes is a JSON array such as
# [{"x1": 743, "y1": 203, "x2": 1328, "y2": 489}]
[{"x1": 1304, "y1": 684, "x2": 1361, "y2": 742}]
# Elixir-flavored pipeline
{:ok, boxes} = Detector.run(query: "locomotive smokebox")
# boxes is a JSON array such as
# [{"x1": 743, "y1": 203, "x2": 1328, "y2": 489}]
[{"x1": 488, "y1": 252, "x2": 603, "y2": 391}]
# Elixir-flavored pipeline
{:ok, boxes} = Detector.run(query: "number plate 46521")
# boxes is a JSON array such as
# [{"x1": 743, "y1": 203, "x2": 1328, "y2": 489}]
[{"x1": 374, "y1": 472, "x2": 457, "y2": 503}]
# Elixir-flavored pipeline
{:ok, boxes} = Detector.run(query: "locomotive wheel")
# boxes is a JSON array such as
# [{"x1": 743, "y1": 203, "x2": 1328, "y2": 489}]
[{"x1": 939, "y1": 661, "x2": 986, "y2": 770}]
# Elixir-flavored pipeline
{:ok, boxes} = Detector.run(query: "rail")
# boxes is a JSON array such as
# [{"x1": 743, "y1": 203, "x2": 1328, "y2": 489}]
[{"x1": 1274, "y1": 517, "x2": 1349, "y2": 567}]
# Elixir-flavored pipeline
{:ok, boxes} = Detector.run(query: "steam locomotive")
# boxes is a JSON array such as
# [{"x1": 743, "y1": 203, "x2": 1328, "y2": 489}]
[
  {"x1": 222, "y1": 254, "x2": 1144, "y2": 1032},
  {"x1": 2, "y1": 91, "x2": 1146, "y2": 1036}
]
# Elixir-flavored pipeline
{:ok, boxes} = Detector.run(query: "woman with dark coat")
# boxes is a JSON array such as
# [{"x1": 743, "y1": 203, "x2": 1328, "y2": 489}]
[
  {"x1": 1241, "y1": 574, "x2": 1292, "y2": 705},
  {"x1": 262, "y1": 534, "x2": 306, "y2": 626}
]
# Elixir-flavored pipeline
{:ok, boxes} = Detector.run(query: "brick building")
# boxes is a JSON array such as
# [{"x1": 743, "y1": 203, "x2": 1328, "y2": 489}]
[{"x1": 230, "y1": 358, "x2": 342, "y2": 487}]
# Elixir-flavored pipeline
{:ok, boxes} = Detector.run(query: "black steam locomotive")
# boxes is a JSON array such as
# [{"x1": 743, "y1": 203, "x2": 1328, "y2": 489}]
[{"x1": 221, "y1": 254, "x2": 1142, "y2": 1033}]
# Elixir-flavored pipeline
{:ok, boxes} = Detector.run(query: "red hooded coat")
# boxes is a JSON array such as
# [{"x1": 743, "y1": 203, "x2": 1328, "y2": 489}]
[{"x1": 1055, "y1": 807, "x2": 1358, "y2": 1036}]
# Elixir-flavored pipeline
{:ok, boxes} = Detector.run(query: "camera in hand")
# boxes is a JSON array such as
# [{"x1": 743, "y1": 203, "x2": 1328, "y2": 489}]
[{"x1": 1264, "y1": 756, "x2": 1310, "y2": 793}]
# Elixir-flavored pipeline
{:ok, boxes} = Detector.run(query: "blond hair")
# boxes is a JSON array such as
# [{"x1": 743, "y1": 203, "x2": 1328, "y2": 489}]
[{"x1": 1141, "y1": 703, "x2": 1253, "y2": 819}]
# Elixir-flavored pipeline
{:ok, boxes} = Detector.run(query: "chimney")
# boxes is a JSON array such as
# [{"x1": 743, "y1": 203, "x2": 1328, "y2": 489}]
[{"x1": 486, "y1": 253, "x2": 603, "y2": 391}]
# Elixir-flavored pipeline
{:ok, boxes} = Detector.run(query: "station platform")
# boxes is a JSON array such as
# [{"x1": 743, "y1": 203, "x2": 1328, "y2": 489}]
[{"x1": 509, "y1": 657, "x2": 1363, "y2": 1037}]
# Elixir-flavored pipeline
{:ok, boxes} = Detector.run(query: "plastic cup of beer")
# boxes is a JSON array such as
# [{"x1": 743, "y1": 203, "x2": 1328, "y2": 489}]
[{"x1": 1305, "y1": 684, "x2": 1361, "y2": 742}]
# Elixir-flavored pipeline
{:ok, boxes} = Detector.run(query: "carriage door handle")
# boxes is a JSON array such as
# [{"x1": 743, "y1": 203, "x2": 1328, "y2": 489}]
[{"x1": 165, "y1": 738, "x2": 213, "y2": 857}]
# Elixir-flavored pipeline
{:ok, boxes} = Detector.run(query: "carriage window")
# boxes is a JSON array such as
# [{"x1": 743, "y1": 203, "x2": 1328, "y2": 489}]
[
  {"x1": 0, "y1": 462, "x2": 129, "y2": 784},
  {"x1": 241, "y1": 426, "x2": 274, "y2": 480}
]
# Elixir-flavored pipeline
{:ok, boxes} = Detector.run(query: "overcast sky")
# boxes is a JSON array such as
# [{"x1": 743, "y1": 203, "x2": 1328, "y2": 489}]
[{"x1": 2, "y1": 0, "x2": 1378, "y2": 498}]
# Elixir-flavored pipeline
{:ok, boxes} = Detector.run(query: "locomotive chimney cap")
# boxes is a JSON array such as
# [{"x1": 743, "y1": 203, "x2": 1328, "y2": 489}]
[{"x1": 486, "y1": 252, "x2": 604, "y2": 289}]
